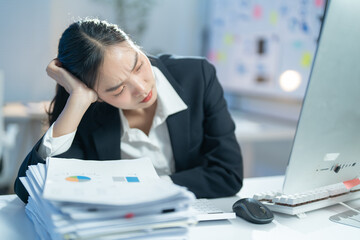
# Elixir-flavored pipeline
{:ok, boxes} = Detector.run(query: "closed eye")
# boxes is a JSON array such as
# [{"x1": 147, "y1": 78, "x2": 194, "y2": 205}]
[
  {"x1": 136, "y1": 63, "x2": 143, "y2": 72},
  {"x1": 114, "y1": 86, "x2": 125, "y2": 96}
]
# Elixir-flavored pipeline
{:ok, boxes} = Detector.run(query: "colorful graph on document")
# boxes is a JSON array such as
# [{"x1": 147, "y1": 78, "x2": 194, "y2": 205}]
[
  {"x1": 66, "y1": 176, "x2": 91, "y2": 182},
  {"x1": 112, "y1": 176, "x2": 140, "y2": 183}
]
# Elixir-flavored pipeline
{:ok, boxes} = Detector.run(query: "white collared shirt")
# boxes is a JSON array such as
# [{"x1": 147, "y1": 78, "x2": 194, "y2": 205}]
[
  {"x1": 120, "y1": 66, "x2": 187, "y2": 176},
  {"x1": 39, "y1": 66, "x2": 187, "y2": 179}
]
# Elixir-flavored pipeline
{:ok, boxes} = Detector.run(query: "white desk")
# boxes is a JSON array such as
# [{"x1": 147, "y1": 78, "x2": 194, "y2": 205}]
[{"x1": 0, "y1": 176, "x2": 358, "y2": 240}]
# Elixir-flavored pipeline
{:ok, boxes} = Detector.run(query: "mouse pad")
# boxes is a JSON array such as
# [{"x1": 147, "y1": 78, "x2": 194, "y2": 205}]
[{"x1": 329, "y1": 208, "x2": 360, "y2": 229}]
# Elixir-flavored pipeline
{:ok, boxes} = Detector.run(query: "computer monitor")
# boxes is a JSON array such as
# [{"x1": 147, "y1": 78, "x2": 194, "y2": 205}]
[
  {"x1": 282, "y1": 0, "x2": 360, "y2": 194},
  {"x1": 0, "y1": 70, "x2": 4, "y2": 159}
]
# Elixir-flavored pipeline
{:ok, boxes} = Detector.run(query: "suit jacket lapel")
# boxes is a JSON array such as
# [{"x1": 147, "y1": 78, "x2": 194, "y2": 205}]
[
  {"x1": 150, "y1": 56, "x2": 190, "y2": 171},
  {"x1": 166, "y1": 111, "x2": 189, "y2": 171}
]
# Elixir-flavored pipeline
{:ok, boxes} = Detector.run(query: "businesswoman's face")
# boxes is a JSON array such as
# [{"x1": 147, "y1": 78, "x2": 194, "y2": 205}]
[{"x1": 95, "y1": 43, "x2": 157, "y2": 110}]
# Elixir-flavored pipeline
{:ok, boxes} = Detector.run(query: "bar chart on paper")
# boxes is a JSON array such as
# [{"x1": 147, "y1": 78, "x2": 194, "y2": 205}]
[{"x1": 112, "y1": 176, "x2": 140, "y2": 182}]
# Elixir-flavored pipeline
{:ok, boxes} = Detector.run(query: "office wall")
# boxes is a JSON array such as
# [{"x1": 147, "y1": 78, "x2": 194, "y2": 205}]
[
  {"x1": 207, "y1": 0, "x2": 325, "y2": 98},
  {"x1": 207, "y1": 0, "x2": 325, "y2": 120}
]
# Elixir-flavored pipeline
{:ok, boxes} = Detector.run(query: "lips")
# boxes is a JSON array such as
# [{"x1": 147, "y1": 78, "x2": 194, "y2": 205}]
[{"x1": 141, "y1": 90, "x2": 152, "y2": 103}]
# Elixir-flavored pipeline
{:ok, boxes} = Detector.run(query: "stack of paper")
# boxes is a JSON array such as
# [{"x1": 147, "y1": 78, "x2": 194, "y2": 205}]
[{"x1": 20, "y1": 157, "x2": 196, "y2": 240}]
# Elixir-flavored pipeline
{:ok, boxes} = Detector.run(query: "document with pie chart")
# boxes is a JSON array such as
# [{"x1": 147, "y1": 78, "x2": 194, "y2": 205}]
[{"x1": 42, "y1": 157, "x2": 181, "y2": 206}]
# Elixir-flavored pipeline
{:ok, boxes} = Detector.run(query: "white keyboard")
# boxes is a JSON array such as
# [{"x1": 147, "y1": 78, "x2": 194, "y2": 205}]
[
  {"x1": 253, "y1": 183, "x2": 360, "y2": 216},
  {"x1": 191, "y1": 199, "x2": 236, "y2": 221}
]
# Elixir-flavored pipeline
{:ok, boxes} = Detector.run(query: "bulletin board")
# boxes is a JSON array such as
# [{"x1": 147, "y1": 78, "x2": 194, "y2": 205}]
[{"x1": 207, "y1": 0, "x2": 326, "y2": 100}]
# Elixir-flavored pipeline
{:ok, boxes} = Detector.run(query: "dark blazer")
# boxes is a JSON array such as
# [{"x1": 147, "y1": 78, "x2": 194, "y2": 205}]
[{"x1": 14, "y1": 54, "x2": 243, "y2": 203}]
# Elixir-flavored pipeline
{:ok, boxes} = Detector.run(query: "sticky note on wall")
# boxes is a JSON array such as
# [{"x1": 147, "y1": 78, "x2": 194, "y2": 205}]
[
  {"x1": 315, "y1": 0, "x2": 324, "y2": 8},
  {"x1": 270, "y1": 11, "x2": 278, "y2": 25},
  {"x1": 253, "y1": 5, "x2": 262, "y2": 19},
  {"x1": 301, "y1": 51, "x2": 312, "y2": 68},
  {"x1": 224, "y1": 34, "x2": 234, "y2": 45}
]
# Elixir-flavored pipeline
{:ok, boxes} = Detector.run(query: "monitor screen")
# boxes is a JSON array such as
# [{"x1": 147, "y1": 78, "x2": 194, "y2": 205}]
[{"x1": 282, "y1": 0, "x2": 360, "y2": 194}]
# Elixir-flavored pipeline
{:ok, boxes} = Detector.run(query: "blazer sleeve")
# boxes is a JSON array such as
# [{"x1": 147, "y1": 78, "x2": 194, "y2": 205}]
[
  {"x1": 14, "y1": 138, "x2": 46, "y2": 203},
  {"x1": 14, "y1": 134, "x2": 86, "y2": 203},
  {"x1": 170, "y1": 59, "x2": 243, "y2": 198}
]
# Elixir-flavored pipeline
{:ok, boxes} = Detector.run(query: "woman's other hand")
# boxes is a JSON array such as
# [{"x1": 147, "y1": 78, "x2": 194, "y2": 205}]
[{"x1": 46, "y1": 59, "x2": 98, "y2": 104}]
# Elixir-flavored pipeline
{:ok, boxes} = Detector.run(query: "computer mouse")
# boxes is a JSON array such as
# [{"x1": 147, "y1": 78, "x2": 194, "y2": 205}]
[{"x1": 232, "y1": 198, "x2": 274, "y2": 224}]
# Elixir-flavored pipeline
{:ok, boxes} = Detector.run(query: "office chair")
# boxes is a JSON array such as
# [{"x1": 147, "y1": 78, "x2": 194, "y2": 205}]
[{"x1": 0, "y1": 70, "x2": 19, "y2": 190}]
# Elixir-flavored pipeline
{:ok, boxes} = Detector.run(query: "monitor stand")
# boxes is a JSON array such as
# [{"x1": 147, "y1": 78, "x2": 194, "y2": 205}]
[{"x1": 329, "y1": 205, "x2": 360, "y2": 229}]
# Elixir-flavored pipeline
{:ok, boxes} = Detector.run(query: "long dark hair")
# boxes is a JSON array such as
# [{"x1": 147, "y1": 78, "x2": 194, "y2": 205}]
[{"x1": 48, "y1": 19, "x2": 132, "y2": 125}]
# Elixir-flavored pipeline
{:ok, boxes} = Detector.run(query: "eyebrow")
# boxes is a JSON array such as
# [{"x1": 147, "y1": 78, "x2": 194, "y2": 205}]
[
  {"x1": 105, "y1": 51, "x2": 139, "y2": 92},
  {"x1": 105, "y1": 82, "x2": 123, "y2": 92}
]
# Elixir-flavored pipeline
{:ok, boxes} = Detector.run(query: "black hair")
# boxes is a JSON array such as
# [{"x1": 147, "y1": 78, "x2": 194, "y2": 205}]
[{"x1": 48, "y1": 18, "x2": 132, "y2": 125}]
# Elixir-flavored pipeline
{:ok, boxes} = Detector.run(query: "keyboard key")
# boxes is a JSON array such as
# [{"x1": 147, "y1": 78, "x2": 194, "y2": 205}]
[{"x1": 252, "y1": 182, "x2": 360, "y2": 215}]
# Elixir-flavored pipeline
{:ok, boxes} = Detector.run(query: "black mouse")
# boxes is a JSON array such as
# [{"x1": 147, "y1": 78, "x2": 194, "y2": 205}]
[{"x1": 232, "y1": 198, "x2": 274, "y2": 224}]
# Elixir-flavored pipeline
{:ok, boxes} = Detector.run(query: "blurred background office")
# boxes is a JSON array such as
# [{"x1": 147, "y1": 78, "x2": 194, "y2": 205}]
[{"x1": 0, "y1": 0, "x2": 326, "y2": 193}]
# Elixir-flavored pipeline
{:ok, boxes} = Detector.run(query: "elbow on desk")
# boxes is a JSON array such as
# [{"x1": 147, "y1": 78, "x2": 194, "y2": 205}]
[
  {"x1": 171, "y1": 170, "x2": 243, "y2": 199},
  {"x1": 214, "y1": 175, "x2": 243, "y2": 198},
  {"x1": 198, "y1": 178, "x2": 243, "y2": 199}
]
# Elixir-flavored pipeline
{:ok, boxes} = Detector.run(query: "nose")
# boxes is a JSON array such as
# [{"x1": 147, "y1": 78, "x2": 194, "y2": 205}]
[{"x1": 129, "y1": 77, "x2": 147, "y2": 97}]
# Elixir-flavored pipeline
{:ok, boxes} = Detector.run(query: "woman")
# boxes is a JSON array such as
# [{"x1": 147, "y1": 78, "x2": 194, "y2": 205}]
[{"x1": 14, "y1": 19, "x2": 243, "y2": 203}]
